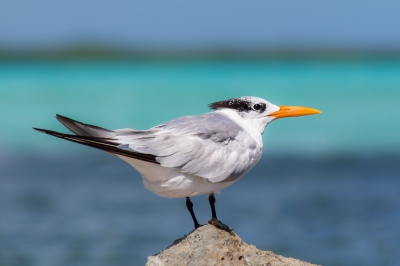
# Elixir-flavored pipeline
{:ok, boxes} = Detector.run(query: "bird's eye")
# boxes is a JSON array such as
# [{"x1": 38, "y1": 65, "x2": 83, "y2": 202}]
[{"x1": 253, "y1": 104, "x2": 261, "y2": 111}]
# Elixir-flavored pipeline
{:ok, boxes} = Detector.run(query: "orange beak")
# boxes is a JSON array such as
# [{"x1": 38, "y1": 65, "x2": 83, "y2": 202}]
[{"x1": 269, "y1": 106, "x2": 321, "y2": 119}]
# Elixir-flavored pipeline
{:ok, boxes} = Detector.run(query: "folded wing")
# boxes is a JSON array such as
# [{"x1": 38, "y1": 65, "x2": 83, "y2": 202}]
[
  {"x1": 117, "y1": 113, "x2": 261, "y2": 183},
  {"x1": 35, "y1": 113, "x2": 261, "y2": 183}
]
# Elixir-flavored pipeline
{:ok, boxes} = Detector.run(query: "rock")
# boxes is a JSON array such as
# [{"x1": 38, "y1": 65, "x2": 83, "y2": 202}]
[{"x1": 147, "y1": 224, "x2": 318, "y2": 266}]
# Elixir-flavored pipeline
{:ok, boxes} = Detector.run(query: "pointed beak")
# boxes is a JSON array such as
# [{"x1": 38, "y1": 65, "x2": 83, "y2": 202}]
[{"x1": 269, "y1": 106, "x2": 321, "y2": 119}]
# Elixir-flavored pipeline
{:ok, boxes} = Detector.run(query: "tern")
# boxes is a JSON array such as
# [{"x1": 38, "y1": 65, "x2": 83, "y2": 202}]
[{"x1": 34, "y1": 96, "x2": 321, "y2": 231}]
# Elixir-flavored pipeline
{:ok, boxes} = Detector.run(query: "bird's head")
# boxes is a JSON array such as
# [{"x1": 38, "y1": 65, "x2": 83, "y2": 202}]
[{"x1": 209, "y1": 96, "x2": 321, "y2": 134}]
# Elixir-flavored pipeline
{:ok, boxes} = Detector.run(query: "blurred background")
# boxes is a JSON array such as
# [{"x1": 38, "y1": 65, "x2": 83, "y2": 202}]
[{"x1": 1, "y1": 1, "x2": 400, "y2": 265}]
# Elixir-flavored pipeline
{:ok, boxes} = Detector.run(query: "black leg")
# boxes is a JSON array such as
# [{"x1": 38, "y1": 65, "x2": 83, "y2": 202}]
[
  {"x1": 209, "y1": 194, "x2": 218, "y2": 219},
  {"x1": 186, "y1": 197, "x2": 201, "y2": 229},
  {"x1": 208, "y1": 194, "x2": 232, "y2": 232}
]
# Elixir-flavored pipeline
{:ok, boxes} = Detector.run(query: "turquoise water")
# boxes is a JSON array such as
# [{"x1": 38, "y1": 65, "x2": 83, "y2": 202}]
[{"x1": 1, "y1": 59, "x2": 400, "y2": 156}]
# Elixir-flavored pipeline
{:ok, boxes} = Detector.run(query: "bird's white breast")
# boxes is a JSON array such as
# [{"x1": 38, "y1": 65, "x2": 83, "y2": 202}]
[{"x1": 117, "y1": 156, "x2": 236, "y2": 198}]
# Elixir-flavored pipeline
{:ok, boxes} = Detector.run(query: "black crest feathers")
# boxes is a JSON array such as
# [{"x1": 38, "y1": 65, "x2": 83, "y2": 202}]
[{"x1": 209, "y1": 97, "x2": 266, "y2": 113}]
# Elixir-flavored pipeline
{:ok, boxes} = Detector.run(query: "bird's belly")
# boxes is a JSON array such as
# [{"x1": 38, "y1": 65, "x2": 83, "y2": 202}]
[{"x1": 117, "y1": 156, "x2": 235, "y2": 198}]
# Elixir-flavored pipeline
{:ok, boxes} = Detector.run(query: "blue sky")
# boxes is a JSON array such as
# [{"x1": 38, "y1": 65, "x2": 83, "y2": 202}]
[{"x1": 1, "y1": 0, "x2": 399, "y2": 52}]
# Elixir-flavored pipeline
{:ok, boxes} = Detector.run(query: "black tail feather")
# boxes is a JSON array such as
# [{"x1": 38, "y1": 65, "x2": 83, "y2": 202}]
[{"x1": 33, "y1": 127, "x2": 158, "y2": 164}]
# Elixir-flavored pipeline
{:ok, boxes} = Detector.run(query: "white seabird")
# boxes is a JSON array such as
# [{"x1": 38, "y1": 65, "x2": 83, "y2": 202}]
[{"x1": 34, "y1": 96, "x2": 321, "y2": 231}]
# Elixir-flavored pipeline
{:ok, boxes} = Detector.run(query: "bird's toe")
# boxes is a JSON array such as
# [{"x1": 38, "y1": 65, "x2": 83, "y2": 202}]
[{"x1": 208, "y1": 217, "x2": 233, "y2": 233}]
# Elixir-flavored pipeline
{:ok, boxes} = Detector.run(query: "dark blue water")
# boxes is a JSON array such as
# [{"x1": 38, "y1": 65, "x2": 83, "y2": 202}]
[{"x1": 1, "y1": 152, "x2": 399, "y2": 266}]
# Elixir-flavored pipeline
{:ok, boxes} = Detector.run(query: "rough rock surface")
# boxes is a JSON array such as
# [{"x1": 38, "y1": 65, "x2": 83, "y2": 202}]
[{"x1": 147, "y1": 224, "x2": 318, "y2": 266}]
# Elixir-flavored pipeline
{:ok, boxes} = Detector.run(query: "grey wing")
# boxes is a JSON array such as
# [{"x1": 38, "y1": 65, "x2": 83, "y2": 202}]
[{"x1": 116, "y1": 113, "x2": 262, "y2": 183}]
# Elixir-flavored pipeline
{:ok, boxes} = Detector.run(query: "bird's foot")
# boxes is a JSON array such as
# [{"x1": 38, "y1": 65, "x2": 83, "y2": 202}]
[{"x1": 208, "y1": 217, "x2": 233, "y2": 234}]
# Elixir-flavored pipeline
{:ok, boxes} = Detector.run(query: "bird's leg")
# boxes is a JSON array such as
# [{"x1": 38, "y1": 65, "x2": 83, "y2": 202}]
[
  {"x1": 207, "y1": 194, "x2": 232, "y2": 232},
  {"x1": 186, "y1": 197, "x2": 201, "y2": 229},
  {"x1": 209, "y1": 193, "x2": 218, "y2": 219}
]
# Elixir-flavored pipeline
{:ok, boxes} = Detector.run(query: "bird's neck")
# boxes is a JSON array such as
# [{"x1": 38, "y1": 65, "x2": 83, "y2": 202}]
[{"x1": 216, "y1": 109, "x2": 268, "y2": 136}]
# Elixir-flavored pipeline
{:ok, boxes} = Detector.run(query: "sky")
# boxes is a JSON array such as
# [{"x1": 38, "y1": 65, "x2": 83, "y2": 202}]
[{"x1": 1, "y1": 0, "x2": 399, "y2": 53}]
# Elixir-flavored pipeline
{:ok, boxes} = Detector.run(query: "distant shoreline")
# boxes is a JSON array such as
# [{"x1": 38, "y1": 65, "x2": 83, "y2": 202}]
[{"x1": 1, "y1": 46, "x2": 400, "y2": 61}]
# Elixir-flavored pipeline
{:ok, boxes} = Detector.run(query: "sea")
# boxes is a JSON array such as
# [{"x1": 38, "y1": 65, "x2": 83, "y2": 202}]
[{"x1": 1, "y1": 58, "x2": 400, "y2": 265}]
